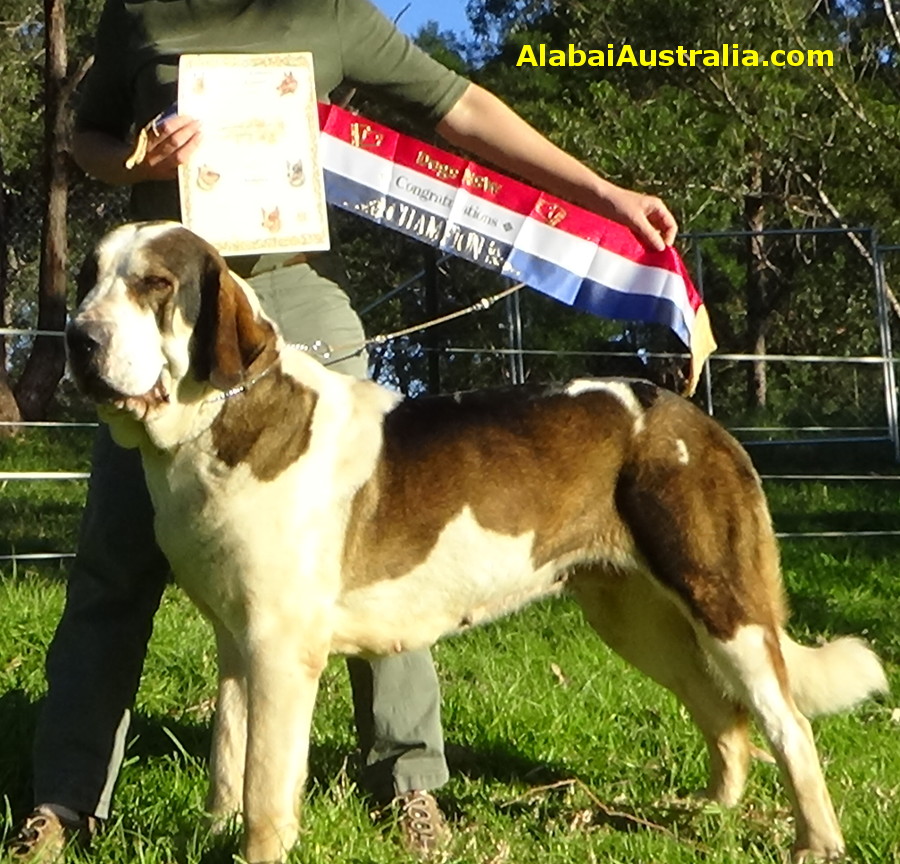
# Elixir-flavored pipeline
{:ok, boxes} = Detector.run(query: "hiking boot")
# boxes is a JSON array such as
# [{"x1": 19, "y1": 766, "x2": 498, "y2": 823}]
[
  {"x1": 5, "y1": 806, "x2": 95, "y2": 864},
  {"x1": 394, "y1": 790, "x2": 450, "y2": 859}
]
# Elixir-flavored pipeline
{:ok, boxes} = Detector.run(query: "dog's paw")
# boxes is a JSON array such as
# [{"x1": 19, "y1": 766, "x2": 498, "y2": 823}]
[
  {"x1": 206, "y1": 810, "x2": 242, "y2": 836},
  {"x1": 792, "y1": 843, "x2": 846, "y2": 862}
]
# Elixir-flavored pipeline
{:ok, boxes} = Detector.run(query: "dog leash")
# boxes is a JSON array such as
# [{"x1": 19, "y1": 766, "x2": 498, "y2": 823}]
[
  {"x1": 303, "y1": 280, "x2": 526, "y2": 368},
  {"x1": 209, "y1": 280, "x2": 526, "y2": 402}
]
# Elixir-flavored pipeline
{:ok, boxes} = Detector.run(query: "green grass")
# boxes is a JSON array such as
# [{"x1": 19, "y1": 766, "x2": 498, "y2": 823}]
[
  {"x1": 0, "y1": 425, "x2": 93, "y2": 560},
  {"x1": 1, "y1": 434, "x2": 899, "y2": 862}
]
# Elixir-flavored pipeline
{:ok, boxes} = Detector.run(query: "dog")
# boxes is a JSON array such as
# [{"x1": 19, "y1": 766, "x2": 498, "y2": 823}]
[{"x1": 66, "y1": 221, "x2": 887, "y2": 863}]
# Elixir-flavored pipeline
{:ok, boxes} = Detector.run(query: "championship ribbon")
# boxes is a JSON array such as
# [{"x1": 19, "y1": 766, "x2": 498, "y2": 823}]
[{"x1": 318, "y1": 103, "x2": 715, "y2": 394}]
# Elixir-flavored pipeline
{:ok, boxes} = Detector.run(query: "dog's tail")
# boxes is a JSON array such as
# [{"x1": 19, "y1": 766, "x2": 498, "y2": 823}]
[{"x1": 780, "y1": 633, "x2": 888, "y2": 717}]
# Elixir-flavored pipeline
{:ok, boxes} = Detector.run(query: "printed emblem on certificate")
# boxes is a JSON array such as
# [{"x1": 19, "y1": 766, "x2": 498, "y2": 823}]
[{"x1": 178, "y1": 52, "x2": 329, "y2": 255}]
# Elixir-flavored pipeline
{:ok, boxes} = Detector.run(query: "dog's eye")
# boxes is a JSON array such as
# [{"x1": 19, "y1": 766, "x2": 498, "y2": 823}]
[
  {"x1": 127, "y1": 273, "x2": 173, "y2": 296},
  {"x1": 142, "y1": 274, "x2": 173, "y2": 293}
]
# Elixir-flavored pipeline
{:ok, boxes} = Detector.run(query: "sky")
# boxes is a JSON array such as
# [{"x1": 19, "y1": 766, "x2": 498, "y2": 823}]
[{"x1": 373, "y1": 0, "x2": 472, "y2": 37}]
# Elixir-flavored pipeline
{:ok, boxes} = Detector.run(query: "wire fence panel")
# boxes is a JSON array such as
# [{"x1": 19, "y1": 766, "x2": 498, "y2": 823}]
[{"x1": 3, "y1": 226, "x2": 900, "y2": 566}]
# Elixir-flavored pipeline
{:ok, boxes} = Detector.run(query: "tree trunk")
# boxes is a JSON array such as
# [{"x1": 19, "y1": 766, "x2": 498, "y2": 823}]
[
  {"x1": 13, "y1": 0, "x2": 69, "y2": 420},
  {"x1": 0, "y1": 147, "x2": 24, "y2": 427},
  {"x1": 744, "y1": 152, "x2": 768, "y2": 410}
]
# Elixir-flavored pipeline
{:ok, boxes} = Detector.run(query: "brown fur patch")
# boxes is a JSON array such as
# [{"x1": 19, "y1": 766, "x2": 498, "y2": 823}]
[
  {"x1": 614, "y1": 396, "x2": 785, "y2": 640},
  {"x1": 341, "y1": 385, "x2": 638, "y2": 589},
  {"x1": 194, "y1": 268, "x2": 279, "y2": 392},
  {"x1": 128, "y1": 227, "x2": 213, "y2": 318},
  {"x1": 200, "y1": 269, "x2": 277, "y2": 390},
  {"x1": 210, "y1": 365, "x2": 319, "y2": 482},
  {"x1": 764, "y1": 626, "x2": 792, "y2": 699},
  {"x1": 343, "y1": 380, "x2": 784, "y2": 644}
]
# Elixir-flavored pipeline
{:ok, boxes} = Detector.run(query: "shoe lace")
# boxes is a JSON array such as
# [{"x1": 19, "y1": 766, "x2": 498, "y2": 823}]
[
  {"x1": 11, "y1": 815, "x2": 51, "y2": 851},
  {"x1": 401, "y1": 793, "x2": 439, "y2": 838}
]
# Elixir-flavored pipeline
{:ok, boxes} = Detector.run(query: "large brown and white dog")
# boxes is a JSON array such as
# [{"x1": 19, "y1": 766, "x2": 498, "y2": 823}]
[{"x1": 67, "y1": 221, "x2": 887, "y2": 863}]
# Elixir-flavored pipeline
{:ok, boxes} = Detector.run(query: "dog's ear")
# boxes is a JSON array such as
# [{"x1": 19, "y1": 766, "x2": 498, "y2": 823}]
[
  {"x1": 74, "y1": 250, "x2": 100, "y2": 305},
  {"x1": 192, "y1": 253, "x2": 275, "y2": 391}
]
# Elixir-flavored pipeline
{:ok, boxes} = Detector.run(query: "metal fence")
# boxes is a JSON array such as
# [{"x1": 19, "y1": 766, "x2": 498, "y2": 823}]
[{"x1": 3, "y1": 225, "x2": 900, "y2": 565}]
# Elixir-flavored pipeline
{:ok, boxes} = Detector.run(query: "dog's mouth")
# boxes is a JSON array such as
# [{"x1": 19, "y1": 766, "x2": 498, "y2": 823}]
[
  {"x1": 66, "y1": 320, "x2": 171, "y2": 419},
  {"x1": 73, "y1": 366, "x2": 170, "y2": 421},
  {"x1": 99, "y1": 377, "x2": 171, "y2": 421}
]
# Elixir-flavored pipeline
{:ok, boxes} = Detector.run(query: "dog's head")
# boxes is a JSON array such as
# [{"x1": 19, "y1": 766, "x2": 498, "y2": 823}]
[{"x1": 67, "y1": 221, "x2": 278, "y2": 426}]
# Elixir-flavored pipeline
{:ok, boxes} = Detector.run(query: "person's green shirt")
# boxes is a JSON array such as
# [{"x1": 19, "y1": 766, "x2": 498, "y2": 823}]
[{"x1": 76, "y1": 0, "x2": 469, "y2": 272}]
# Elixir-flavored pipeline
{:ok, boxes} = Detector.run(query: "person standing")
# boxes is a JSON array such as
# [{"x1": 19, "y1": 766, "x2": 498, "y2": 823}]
[{"x1": 7, "y1": 1, "x2": 677, "y2": 862}]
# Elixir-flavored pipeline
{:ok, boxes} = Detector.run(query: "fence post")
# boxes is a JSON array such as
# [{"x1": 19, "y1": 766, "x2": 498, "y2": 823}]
[
  {"x1": 872, "y1": 232, "x2": 900, "y2": 461},
  {"x1": 423, "y1": 248, "x2": 441, "y2": 395},
  {"x1": 505, "y1": 289, "x2": 525, "y2": 385}
]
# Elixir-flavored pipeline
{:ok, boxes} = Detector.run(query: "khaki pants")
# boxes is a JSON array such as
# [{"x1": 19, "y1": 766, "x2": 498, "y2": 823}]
[{"x1": 33, "y1": 262, "x2": 448, "y2": 817}]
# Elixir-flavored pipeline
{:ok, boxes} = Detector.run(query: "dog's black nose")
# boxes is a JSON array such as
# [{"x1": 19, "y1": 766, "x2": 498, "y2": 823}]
[{"x1": 65, "y1": 322, "x2": 101, "y2": 362}]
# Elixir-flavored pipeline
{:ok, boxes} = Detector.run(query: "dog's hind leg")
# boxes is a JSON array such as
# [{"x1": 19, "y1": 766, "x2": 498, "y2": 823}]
[
  {"x1": 207, "y1": 623, "x2": 248, "y2": 828},
  {"x1": 614, "y1": 408, "x2": 844, "y2": 860},
  {"x1": 570, "y1": 568, "x2": 751, "y2": 806},
  {"x1": 701, "y1": 626, "x2": 844, "y2": 862}
]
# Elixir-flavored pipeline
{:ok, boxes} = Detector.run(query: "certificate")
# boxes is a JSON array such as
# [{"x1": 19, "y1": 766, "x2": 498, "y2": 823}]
[{"x1": 177, "y1": 53, "x2": 329, "y2": 256}]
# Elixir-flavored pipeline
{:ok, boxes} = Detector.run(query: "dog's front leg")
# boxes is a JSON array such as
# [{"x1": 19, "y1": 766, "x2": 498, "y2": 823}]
[
  {"x1": 207, "y1": 623, "x2": 248, "y2": 829},
  {"x1": 241, "y1": 633, "x2": 327, "y2": 864}
]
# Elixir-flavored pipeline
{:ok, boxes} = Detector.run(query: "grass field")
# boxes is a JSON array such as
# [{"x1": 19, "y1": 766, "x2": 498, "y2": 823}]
[{"x1": 1, "y1": 431, "x2": 899, "y2": 863}]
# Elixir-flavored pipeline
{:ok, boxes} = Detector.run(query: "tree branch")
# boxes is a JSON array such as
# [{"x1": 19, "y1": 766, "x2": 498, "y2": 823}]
[
  {"x1": 883, "y1": 0, "x2": 900, "y2": 55},
  {"x1": 798, "y1": 168, "x2": 900, "y2": 319}
]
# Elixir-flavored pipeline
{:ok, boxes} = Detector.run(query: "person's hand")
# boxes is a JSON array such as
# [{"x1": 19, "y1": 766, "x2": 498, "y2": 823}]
[
  {"x1": 128, "y1": 114, "x2": 202, "y2": 181},
  {"x1": 437, "y1": 84, "x2": 679, "y2": 253},
  {"x1": 592, "y1": 183, "x2": 679, "y2": 252}
]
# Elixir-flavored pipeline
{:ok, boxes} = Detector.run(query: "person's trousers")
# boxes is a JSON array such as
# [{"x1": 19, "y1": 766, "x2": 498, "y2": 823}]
[{"x1": 33, "y1": 263, "x2": 449, "y2": 817}]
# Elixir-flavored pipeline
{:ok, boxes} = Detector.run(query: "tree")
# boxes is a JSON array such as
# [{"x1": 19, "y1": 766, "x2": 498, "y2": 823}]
[
  {"x1": 0, "y1": 147, "x2": 20, "y2": 423},
  {"x1": 0, "y1": 0, "x2": 104, "y2": 422},
  {"x1": 464, "y1": 0, "x2": 900, "y2": 409}
]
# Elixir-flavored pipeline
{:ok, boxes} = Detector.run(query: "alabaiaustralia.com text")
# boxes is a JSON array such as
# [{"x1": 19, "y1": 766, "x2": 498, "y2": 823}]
[{"x1": 515, "y1": 43, "x2": 834, "y2": 69}]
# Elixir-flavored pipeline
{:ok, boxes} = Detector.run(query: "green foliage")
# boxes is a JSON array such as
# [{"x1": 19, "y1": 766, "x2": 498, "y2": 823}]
[
  {"x1": 0, "y1": 424, "x2": 93, "y2": 560},
  {"x1": 468, "y1": 0, "x2": 900, "y2": 238},
  {"x1": 0, "y1": 1, "x2": 43, "y2": 173}
]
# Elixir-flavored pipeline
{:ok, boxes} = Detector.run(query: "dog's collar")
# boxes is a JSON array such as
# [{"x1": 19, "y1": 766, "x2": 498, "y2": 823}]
[
  {"x1": 206, "y1": 364, "x2": 279, "y2": 403},
  {"x1": 205, "y1": 342, "x2": 361, "y2": 404}
]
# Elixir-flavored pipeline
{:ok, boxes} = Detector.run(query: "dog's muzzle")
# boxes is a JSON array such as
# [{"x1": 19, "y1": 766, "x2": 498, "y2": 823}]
[
  {"x1": 65, "y1": 319, "x2": 170, "y2": 417},
  {"x1": 65, "y1": 319, "x2": 121, "y2": 401}
]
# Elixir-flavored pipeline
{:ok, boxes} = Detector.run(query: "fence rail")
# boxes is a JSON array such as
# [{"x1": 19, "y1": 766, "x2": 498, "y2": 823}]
[{"x1": 3, "y1": 227, "x2": 900, "y2": 565}]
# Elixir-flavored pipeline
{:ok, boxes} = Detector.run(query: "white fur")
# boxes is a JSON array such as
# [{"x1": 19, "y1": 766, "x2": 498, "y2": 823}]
[
  {"x1": 332, "y1": 507, "x2": 562, "y2": 655},
  {"x1": 780, "y1": 634, "x2": 889, "y2": 717},
  {"x1": 566, "y1": 378, "x2": 645, "y2": 431},
  {"x1": 703, "y1": 625, "x2": 845, "y2": 858},
  {"x1": 75, "y1": 223, "x2": 179, "y2": 395}
]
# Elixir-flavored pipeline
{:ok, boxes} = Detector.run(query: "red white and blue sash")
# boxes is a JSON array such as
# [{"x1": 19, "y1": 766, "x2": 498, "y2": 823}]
[{"x1": 318, "y1": 103, "x2": 716, "y2": 392}]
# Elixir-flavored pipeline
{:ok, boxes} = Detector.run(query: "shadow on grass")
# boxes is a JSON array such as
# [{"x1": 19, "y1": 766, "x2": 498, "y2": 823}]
[
  {"x1": 776, "y1": 539, "x2": 900, "y2": 664},
  {"x1": 0, "y1": 690, "x2": 39, "y2": 818},
  {"x1": 788, "y1": 590, "x2": 899, "y2": 666},
  {"x1": 443, "y1": 738, "x2": 736, "y2": 855},
  {"x1": 1, "y1": 693, "x2": 791, "y2": 861},
  {"x1": 445, "y1": 739, "x2": 574, "y2": 788}
]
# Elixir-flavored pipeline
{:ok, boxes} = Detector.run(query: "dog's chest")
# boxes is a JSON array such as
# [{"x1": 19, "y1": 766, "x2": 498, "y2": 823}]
[{"x1": 142, "y1": 446, "x2": 319, "y2": 621}]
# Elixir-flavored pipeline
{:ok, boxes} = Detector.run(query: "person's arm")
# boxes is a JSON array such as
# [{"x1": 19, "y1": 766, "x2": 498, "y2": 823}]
[
  {"x1": 72, "y1": 115, "x2": 202, "y2": 186},
  {"x1": 436, "y1": 83, "x2": 677, "y2": 252}
]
